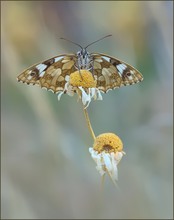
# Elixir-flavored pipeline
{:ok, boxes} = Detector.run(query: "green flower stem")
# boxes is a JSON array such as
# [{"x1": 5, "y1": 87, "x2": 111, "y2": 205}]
[{"x1": 83, "y1": 106, "x2": 96, "y2": 141}]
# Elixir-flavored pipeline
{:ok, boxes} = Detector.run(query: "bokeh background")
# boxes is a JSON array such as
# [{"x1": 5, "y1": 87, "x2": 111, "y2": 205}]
[{"x1": 1, "y1": 1, "x2": 173, "y2": 219}]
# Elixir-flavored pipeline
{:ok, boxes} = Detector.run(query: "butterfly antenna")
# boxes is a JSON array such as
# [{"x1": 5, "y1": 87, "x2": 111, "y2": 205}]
[
  {"x1": 85, "y1": 34, "x2": 112, "y2": 49},
  {"x1": 60, "y1": 37, "x2": 83, "y2": 49}
]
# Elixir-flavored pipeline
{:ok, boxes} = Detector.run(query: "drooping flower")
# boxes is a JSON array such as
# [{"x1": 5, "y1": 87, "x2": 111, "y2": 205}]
[
  {"x1": 89, "y1": 133, "x2": 125, "y2": 185},
  {"x1": 57, "y1": 70, "x2": 103, "y2": 108}
]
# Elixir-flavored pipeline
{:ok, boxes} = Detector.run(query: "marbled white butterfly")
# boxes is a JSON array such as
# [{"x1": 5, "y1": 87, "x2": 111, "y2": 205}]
[{"x1": 17, "y1": 35, "x2": 143, "y2": 93}]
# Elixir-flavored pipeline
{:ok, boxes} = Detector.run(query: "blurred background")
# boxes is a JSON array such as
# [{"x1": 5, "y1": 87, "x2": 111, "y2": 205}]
[{"x1": 1, "y1": 1, "x2": 173, "y2": 219}]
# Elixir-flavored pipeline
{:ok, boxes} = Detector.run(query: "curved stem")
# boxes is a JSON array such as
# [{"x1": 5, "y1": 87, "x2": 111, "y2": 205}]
[
  {"x1": 100, "y1": 174, "x2": 105, "y2": 191},
  {"x1": 83, "y1": 106, "x2": 96, "y2": 140}
]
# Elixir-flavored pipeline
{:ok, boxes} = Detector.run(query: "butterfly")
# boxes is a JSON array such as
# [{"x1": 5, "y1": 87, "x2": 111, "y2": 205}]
[{"x1": 17, "y1": 35, "x2": 143, "y2": 94}]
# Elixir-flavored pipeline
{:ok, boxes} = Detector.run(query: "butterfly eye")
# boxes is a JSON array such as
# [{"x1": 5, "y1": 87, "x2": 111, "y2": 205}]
[{"x1": 77, "y1": 51, "x2": 81, "y2": 57}]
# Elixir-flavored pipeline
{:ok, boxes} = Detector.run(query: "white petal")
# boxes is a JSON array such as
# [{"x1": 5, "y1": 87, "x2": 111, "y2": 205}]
[
  {"x1": 110, "y1": 153, "x2": 118, "y2": 181},
  {"x1": 66, "y1": 84, "x2": 74, "y2": 96},
  {"x1": 67, "y1": 89, "x2": 74, "y2": 96},
  {"x1": 89, "y1": 149, "x2": 101, "y2": 165},
  {"x1": 89, "y1": 148, "x2": 125, "y2": 185},
  {"x1": 89, "y1": 147, "x2": 94, "y2": 154},
  {"x1": 84, "y1": 101, "x2": 90, "y2": 109},
  {"x1": 57, "y1": 92, "x2": 64, "y2": 100},
  {"x1": 102, "y1": 153, "x2": 112, "y2": 172},
  {"x1": 89, "y1": 148, "x2": 99, "y2": 161},
  {"x1": 96, "y1": 165, "x2": 105, "y2": 176},
  {"x1": 115, "y1": 151, "x2": 124, "y2": 164},
  {"x1": 89, "y1": 148, "x2": 106, "y2": 176},
  {"x1": 79, "y1": 87, "x2": 91, "y2": 107},
  {"x1": 97, "y1": 89, "x2": 103, "y2": 100},
  {"x1": 64, "y1": 81, "x2": 69, "y2": 90},
  {"x1": 90, "y1": 88, "x2": 96, "y2": 99}
]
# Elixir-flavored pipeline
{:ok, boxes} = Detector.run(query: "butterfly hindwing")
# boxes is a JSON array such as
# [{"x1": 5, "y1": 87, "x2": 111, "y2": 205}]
[
  {"x1": 93, "y1": 54, "x2": 122, "y2": 92},
  {"x1": 17, "y1": 54, "x2": 77, "y2": 93},
  {"x1": 92, "y1": 53, "x2": 143, "y2": 92}
]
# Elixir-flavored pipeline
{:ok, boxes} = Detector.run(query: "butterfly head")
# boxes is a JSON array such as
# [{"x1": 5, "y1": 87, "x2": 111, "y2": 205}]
[
  {"x1": 60, "y1": 35, "x2": 112, "y2": 58},
  {"x1": 77, "y1": 48, "x2": 89, "y2": 59},
  {"x1": 76, "y1": 48, "x2": 91, "y2": 69}
]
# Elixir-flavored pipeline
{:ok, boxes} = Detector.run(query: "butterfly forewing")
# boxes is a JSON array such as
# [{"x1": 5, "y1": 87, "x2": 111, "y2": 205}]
[
  {"x1": 17, "y1": 54, "x2": 77, "y2": 93},
  {"x1": 92, "y1": 53, "x2": 143, "y2": 92},
  {"x1": 17, "y1": 51, "x2": 143, "y2": 94}
]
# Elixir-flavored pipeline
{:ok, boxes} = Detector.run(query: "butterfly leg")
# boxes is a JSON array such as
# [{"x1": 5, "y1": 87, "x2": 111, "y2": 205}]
[
  {"x1": 77, "y1": 63, "x2": 83, "y2": 80},
  {"x1": 78, "y1": 70, "x2": 83, "y2": 80}
]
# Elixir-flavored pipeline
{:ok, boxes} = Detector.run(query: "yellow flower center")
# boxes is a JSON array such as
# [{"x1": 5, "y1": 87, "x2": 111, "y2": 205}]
[
  {"x1": 69, "y1": 70, "x2": 97, "y2": 88},
  {"x1": 93, "y1": 133, "x2": 123, "y2": 153}
]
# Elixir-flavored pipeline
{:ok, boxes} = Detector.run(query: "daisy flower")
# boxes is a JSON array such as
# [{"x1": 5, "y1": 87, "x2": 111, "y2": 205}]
[
  {"x1": 89, "y1": 133, "x2": 125, "y2": 185},
  {"x1": 57, "y1": 70, "x2": 103, "y2": 108}
]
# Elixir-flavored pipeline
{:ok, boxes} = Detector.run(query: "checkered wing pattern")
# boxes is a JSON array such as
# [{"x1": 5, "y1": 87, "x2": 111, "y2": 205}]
[
  {"x1": 17, "y1": 55, "x2": 77, "y2": 93},
  {"x1": 92, "y1": 53, "x2": 143, "y2": 92}
]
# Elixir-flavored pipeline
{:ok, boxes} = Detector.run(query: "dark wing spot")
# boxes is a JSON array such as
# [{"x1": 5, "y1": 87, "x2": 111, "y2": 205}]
[
  {"x1": 30, "y1": 71, "x2": 36, "y2": 76},
  {"x1": 30, "y1": 68, "x2": 39, "y2": 75},
  {"x1": 30, "y1": 68, "x2": 40, "y2": 79},
  {"x1": 123, "y1": 69, "x2": 132, "y2": 77},
  {"x1": 42, "y1": 58, "x2": 54, "y2": 66},
  {"x1": 110, "y1": 59, "x2": 121, "y2": 66},
  {"x1": 126, "y1": 71, "x2": 131, "y2": 76}
]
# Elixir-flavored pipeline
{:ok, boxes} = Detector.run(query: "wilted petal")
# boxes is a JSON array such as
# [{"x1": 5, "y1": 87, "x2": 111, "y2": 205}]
[
  {"x1": 102, "y1": 153, "x2": 112, "y2": 172},
  {"x1": 89, "y1": 133, "x2": 125, "y2": 185},
  {"x1": 97, "y1": 89, "x2": 103, "y2": 100},
  {"x1": 57, "y1": 91, "x2": 64, "y2": 100}
]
